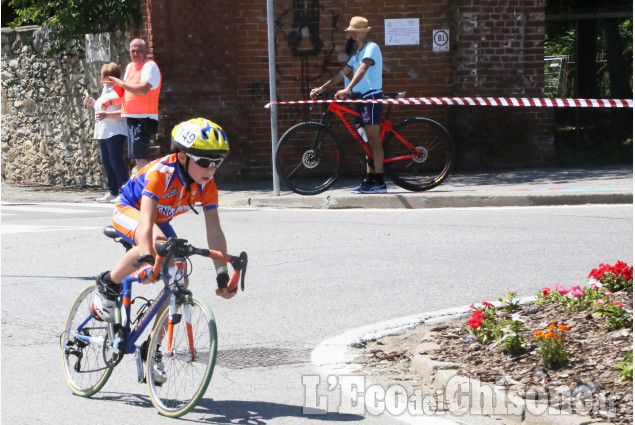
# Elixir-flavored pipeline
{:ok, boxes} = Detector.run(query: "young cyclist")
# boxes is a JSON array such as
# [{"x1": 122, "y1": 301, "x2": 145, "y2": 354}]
[{"x1": 91, "y1": 118, "x2": 236, "y2": 324}]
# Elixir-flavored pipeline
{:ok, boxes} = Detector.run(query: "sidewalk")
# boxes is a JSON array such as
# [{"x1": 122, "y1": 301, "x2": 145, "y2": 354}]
[{"x1": 1, "y1": 165, "x2": 632, "y2": 208}]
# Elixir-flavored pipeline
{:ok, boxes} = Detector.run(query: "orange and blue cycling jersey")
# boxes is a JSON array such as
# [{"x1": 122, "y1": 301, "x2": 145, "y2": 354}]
[{"x1": 113, "y1": 153, "x2": 218, "y2": 245}]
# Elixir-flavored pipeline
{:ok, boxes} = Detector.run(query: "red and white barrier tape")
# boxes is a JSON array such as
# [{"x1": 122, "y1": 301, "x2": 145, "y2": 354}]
[{"x1": 265, "y1": 97, "x2": 633, "y2": 108}]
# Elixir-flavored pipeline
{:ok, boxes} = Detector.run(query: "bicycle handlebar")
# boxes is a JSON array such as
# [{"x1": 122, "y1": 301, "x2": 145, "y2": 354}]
[
  {"x1": 151, "y1": 238, "x2": 248, "y2": 292},
  {"x1": 313, "y1": 91, "x2": 405, "y2": 101}
]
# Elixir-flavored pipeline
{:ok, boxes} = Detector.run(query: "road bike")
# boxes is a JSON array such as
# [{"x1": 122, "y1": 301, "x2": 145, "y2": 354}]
[
  {"x1": 60, "y1": 226, "x2": 248, "y2": 418},
  {"x1": 275, "y1": 92, "x2": 456, "y2": 195}
]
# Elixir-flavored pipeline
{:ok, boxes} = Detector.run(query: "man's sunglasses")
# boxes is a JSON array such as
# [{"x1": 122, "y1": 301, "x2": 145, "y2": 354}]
[{"x1": 186, "y1": 153, "x2": 224, "y2": 168}]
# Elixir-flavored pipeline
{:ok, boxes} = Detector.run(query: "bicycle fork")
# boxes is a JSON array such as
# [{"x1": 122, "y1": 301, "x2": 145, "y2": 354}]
[{"x1": 166, "y1": 293, "x2": 196, "y2": 362}]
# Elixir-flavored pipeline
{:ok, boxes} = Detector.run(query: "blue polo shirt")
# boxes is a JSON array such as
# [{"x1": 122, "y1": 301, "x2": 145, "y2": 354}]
[{"x1": 347, "y1": 41, "x2": 382, "y2": 96}]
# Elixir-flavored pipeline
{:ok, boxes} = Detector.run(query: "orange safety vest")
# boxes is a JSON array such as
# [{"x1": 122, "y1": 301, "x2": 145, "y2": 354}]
[{"x1": 122, "y1": 58, "x2": 161, "y2": 116}]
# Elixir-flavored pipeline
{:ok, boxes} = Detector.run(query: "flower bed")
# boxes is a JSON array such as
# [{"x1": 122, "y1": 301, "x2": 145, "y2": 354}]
[{"x1": 432, "y1": 261, "x2": 633, "y2": 423}]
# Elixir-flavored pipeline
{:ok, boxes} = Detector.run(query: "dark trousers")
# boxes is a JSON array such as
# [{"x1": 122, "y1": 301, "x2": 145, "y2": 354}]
[{"x1": 98, "y1": 135, "x2": 129, "y2": 196}]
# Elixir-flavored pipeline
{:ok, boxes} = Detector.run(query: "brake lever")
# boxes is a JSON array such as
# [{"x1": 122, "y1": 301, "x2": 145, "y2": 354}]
[{"x1": 230, "y1": 252, "x2": 248, "y2": 291}]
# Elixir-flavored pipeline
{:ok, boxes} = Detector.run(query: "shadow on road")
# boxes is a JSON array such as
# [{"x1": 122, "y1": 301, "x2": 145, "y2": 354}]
[
  {"x1": 195, "y1": 399, "x2": 365, "y2": 423},
  {"x1": 91, "y1": 393, "x2": 365, "y2": 423}
]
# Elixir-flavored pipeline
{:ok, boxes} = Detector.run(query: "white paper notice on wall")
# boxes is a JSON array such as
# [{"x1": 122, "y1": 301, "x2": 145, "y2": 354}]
[
  {"x1": 432, "y1": 29, "x2": 450, "y2": 52},
  {"x1": 385, "y1": 18, "x2": 420, "y2": 46},
  {"x1": 85, "y1": 33, "x2": 111, "y2": 63}
]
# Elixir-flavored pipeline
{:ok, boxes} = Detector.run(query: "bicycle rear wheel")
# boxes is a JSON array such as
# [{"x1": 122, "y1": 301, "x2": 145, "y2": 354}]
[
  {"x1": 275, "y1": 122, "x2": 342, "y2": 195},
  {"x1": 384, "y1": 118, "x2": 455, "y2": 191},
  {"x1": 61, "y1": 284, "x2": 113, "y2": 396},
  {"x1": 147, "y1": 295, "x2": 217, "y2": 418}
]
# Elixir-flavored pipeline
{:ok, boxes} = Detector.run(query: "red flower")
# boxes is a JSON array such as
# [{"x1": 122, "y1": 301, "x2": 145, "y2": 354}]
[
  {"x1": 542, "y1": 287, "x2": 551, "y2": 297},
  {"x1": 472, "y1": 310, "x2": 485, "y2": 320},
  {"x1": 482, "y1": 302, "x2": 495, "y2": 308},
  {"x1": 468, "y1": 318, "x2": 482, "y2": 329},
  {"x1": 589, "y1": 261, "x2": 633, "y2": 282}
]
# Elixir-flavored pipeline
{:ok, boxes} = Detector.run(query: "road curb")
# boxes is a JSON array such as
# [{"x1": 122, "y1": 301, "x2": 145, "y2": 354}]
[{"x1": 234, "y1": 192, "x2": 632, "y2": 210}]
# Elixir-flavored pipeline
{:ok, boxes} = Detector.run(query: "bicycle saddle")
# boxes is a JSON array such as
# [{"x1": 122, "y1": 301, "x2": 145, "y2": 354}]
[
  {"x1": 103, "y1": 226, "x2": 119, "y2": 239},
  {"x1": 383, "y1": 92, "x2": 406, "y2": 99}
]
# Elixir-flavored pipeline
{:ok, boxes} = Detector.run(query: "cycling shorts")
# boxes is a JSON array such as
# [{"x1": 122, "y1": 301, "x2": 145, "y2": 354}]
[{"x1": 112, "y1": 204, "x2": 177, "y2": 246}]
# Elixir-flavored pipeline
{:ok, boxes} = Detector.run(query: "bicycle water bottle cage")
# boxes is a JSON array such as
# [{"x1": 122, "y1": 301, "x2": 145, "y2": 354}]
[{"x1": 131, "y1": 297, "x2": 152, "y2": 325}]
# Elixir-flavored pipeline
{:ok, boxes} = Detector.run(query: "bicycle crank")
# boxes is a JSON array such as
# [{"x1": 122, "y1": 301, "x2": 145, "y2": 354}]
[{"x1": 102, "y1": 328, "x2": 124, "y2": 368}]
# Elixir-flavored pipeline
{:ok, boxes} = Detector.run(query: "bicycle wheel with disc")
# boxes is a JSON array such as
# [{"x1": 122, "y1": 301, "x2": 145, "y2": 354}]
[
  {"x1": 384, "y1": 117, "x2": 455, "y2": 191},
  {"x1": 61, "y1": 284, "x2": 113, "y2": 397},
  {"x1": 275, "y1": 122, "x2": 342, "y2": 195},
  {"x1": 147, "y1": 295, "x2": 217, "y2": 418}
]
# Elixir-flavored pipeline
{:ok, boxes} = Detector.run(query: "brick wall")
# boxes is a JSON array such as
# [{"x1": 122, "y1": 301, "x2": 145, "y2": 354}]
[
  {"x1": 139, "y1": 0, "x2": 554, "y2": 180},
  {"x1": 450, "y1": 0, "x2": 555, "y2": 168}
]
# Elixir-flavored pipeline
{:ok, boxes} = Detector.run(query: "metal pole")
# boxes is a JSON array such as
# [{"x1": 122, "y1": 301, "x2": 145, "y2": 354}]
[{"x1": 266, "y1": 0, "x2": 280, "y2": 196}]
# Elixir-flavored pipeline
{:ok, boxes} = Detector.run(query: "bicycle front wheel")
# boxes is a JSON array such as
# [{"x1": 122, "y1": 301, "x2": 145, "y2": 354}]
[
  {"x1": 147, "y1": 295, "x2": 217, "y2": 418},
  {"x1": 384, "y1": 118, "x2": 455, "y2": 191},
  {"x1": 275, "y1": 122, "x2": 342, "y2": 195},
  {"x1": 61, "y1": 284, "x2": 113, "y2": 397}
]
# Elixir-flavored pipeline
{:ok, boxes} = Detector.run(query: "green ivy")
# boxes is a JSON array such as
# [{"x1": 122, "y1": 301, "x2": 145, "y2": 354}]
[{"x1": 7, "y1": 0, "x2": 141, "y2": 53}]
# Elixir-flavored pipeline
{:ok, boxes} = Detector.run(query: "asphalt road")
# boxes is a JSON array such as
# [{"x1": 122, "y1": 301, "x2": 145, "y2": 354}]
[{"x1": 1, "y1": 202, "x2": 632, "y2": 424}]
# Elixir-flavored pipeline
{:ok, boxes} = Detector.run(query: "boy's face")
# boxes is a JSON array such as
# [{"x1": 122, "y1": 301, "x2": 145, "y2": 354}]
[{"x1": 178, "y1": 152, "x2": 217, "y2": 184}]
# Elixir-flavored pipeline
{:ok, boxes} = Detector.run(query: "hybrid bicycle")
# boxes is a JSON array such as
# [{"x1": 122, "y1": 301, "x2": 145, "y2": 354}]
[
  {"x1": 275, "y1": 92, "x2": 455, "y2": 195},
  {"x1": 61, "y1": 226, "x2": 248, "y2": 418}
]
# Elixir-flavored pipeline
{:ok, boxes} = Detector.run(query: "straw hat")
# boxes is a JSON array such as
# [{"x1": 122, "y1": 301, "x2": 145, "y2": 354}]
[{"x1": 345, "y1": 16, "x2": 371, "y2": 33}]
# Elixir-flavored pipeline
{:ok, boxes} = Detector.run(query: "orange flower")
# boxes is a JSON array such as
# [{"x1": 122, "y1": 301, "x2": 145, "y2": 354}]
[
  {"x1": 534, "y1": 330, "x2": 544, "y2": 338},
  {"x1": 547, "y1": 325, "x2": 556, "y2": 331},
  {"x1": 545, "y1": 332, "x2": 556, "y2": 339},
  {"x1": 558, "y1": 325, "x2": 569, "y2": 332}
]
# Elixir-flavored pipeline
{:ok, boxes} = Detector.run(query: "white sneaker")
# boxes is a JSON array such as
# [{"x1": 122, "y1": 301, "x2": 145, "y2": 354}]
[
  {"x1": 152, "y1": 360, "x2": 168, "y2": 385},
  {"x1": 96, "y1": 192, "x2": 116, "y2": 203},
  {"x1": 90, "y1": 291, "x2": 116, "y2": 322}
]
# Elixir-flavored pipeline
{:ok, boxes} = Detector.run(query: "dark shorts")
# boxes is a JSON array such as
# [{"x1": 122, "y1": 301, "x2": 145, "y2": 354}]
[
  {"x1": 356, "y1": 92, "x2": 383, "y2": 126},
  {"x1": 127, "y1": 118, "x2": 158, "y2": 160}
]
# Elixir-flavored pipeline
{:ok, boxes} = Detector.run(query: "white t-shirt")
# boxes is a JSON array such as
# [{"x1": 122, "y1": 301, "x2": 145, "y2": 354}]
[
  {"x1": 122, "y1": 60, "x2": 161, "y2": 120},
  {"x1": 93, "y1": 85, "x2": 128, "y2": 140}
]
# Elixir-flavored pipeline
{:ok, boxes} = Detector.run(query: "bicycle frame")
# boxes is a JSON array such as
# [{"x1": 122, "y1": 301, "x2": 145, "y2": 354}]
[
  {"x1": 319, "y1": 102, "x2": 424, "y2": 163},
  {"x1": 73, "y1": 261, "x2": 192, "y2": 359}
]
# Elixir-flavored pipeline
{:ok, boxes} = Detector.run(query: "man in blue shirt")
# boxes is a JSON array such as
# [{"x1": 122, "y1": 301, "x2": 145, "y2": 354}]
[{"x1": 310, "y1": 16, "x2": 385, "y2": 194}]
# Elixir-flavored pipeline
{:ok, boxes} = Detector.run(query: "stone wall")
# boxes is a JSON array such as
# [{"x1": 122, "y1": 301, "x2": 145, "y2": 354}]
[{"x1": 1, "y1": 25, "x2": 131, "y2": 186}]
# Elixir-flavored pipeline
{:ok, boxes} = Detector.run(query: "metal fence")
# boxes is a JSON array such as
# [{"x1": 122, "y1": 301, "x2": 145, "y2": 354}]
[{"x1": 545, "y1": 9, "x2": 632, "y2": 165}]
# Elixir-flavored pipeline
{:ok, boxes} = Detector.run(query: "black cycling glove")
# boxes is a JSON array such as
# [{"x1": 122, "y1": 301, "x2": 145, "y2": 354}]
[{"x1": 216, "y1": 272, "x2": 229, "y2": 289}]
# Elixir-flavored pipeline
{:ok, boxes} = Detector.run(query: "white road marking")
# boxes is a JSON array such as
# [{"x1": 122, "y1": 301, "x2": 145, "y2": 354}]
[
  {"x1": 1, "y1": 205, "x2": 99, "y2": 214},
  {"x1": 1, "y1": 225, "x2": 102, "y2": 234}
]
